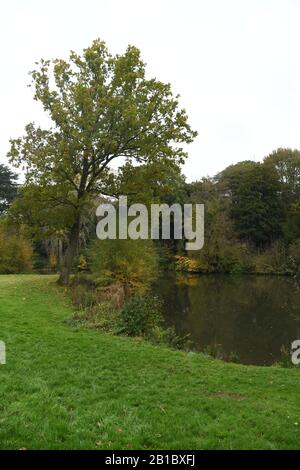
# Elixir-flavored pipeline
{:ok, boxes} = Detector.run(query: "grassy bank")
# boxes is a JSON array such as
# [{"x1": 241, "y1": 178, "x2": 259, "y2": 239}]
[{"x1": 0, "y1": 274, "x2": 299, "y2": 449}]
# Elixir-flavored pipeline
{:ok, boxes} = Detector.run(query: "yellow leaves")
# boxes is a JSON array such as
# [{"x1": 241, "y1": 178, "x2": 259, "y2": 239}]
[
  {"x1": 174, "y1": 255, "x2": 201, "y2": 273},
  {"x1": 49, "y1": 254, "x2": 58, "y2": 270},
  {"x1": 78, "y1": 255, "x2": 87, "y2": 270},
  {"x1": 0, "y1": 224, "x2": 33, "y2": 274},
  {"x1": 90, "y1": 238, "x2": 158, "y2": 295}
]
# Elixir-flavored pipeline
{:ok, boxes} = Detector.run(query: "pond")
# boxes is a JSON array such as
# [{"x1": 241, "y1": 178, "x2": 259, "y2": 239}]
[{"x1": 157, "y1": 274, "x2": 300, "y2": 365}]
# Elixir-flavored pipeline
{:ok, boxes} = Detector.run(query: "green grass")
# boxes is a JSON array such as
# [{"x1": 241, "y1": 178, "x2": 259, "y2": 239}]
[{"x1": 0, "y1": 274, "x2": 299, "y2": 450}]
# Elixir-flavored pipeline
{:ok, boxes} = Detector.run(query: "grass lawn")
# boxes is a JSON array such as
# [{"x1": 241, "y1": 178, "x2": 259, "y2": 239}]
[{"x1": 0, "y1": 274, "x2": 299, "y2": 450}]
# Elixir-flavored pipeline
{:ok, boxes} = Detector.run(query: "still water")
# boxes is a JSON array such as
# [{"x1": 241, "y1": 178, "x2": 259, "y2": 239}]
[{"x1": 157, "y1": 274, "x2": 300, "y2": 365}]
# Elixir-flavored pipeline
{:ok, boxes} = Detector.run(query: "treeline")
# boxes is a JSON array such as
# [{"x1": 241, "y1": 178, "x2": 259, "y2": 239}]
[
  {"x1": 180, "y1": 148, "x2": 300, "y2": 274},
  {"x1": 1, "y1": 147, "x2": 300, "y2": 277},
  {"x1": 0, "y1": 164, "x2": 33, "y2": 273}
]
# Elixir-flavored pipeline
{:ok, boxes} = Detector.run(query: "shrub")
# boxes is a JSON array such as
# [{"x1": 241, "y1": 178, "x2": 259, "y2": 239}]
[
  {"x1": 88, "y1": 238, "x2": 158, "y2": 294},
  {"x1": 117, "y1": 295, "x2": 163, "y2": 337},
  {"x1": 67, "y1": 281, "x2": 190, "y2": 350},
  {"x1": 0, "y1": 223, "x2": 33, "y2": 273},
  {"x1": 254, "y1": 240, "x2": 289, "y2": 274},
  {"x1": 174, "y1": 256, "x2": 201, "y2": 273},
  {"x1": 117, "y1": 295, "x2": 191, "y2": 350}
]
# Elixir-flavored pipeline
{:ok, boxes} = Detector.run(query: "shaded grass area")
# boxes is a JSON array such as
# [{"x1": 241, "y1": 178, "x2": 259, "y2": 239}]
[{"x1": 0, "y1": 274, "x2": 299, "y2": 449}]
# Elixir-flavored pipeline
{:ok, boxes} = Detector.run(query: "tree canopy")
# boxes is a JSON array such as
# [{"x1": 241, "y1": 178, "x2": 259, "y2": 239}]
[
  {"x1": 0, "y1": 164, "x2": 18, "y2": 215},
  {"x1": 217, "y1": 161, "x2": 283, "y2": 246},
  {"x1": 8, "y1": 39, "x2": 197, "y2": 284}
]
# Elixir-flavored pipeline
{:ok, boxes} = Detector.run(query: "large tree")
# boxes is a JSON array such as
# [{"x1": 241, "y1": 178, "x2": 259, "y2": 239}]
[
  {"x1": 219, "y1": 161, "x2": 283, "y2": 246},
  {"x1": 0, "y1": 163, "x2": 18, "y2": 215},
  {"x1": 264, "y1": 148, "x2": 300, "y2": 206},
  {"x1": 8, "y1": 39, "x2": 197, "y2": 284}
]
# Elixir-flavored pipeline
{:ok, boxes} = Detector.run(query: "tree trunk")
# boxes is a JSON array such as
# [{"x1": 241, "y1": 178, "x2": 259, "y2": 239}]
[{"x1": 58, "y1": 217, "x2": 81, "y2": 285}]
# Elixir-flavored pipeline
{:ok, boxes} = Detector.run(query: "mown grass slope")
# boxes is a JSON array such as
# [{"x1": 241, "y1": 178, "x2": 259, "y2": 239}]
[{"x1": 0, "y1": 275, "x2": 299, "y2": 449}]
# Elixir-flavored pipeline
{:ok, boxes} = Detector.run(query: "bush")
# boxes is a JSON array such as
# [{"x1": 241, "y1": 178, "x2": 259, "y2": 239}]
[
  {"x1": 254, "y1": 240, "x2": 289, "y2": 274},
  {"x1": 0, "y1": 223, "x2": 33, "y2": 273},
  {"x1": 174, "y1": 256, "x2": 201, "y2": 273},
  {"x1": 67, "y1": 280, "x2": 190, "y2": 350},
  {"x1": 175, "y1": 249, "x2": 252, "y2": 275},
  {"x1": 88, "y1": 238, "x2": 158, "y2": 294},
  {"x1": 117, "y1": 295, "x2": 191, "y2": 350},
  {"x1": 117, "y1": 295, "x2": 163, "y2": 337}
]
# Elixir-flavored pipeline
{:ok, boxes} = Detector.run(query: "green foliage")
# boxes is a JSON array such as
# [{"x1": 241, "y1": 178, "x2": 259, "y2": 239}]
[
  {"x1": 196, "y1": 211, "x2": 252, "y2": 273},
  {"x1": 284, "y1": 200, "x2": 300, "y2": 242},
  {"x1": 67, "y1": 278, "x2": 189, "y2": 349},
  {"x1": 7, "y1": 39, "x2": 197, "y2": 284},
  {"x1": 117, "y1": 294, "x2": 190, "y2": 349},
  {"x1": 186, "y1": 177, "x2": 252, "y2": 273},
  {"x1": 117, "y1": 295, "x2": 163, "y2": 337},
  {"x1": 253, "y1": 240, "x2": 290, "y2": 274},
  {"x1": 88, "y1": 238, "x2": 158, "y2": 293},
  {"x1": 185, "y1": 158, "x2": 300, "y2": 274},
  {"x1": 0, "y1": 164, "x2": 18, "y2": 215},
  {"x1": 264, "y1": 148, "x2": 300, "y2": 205},
  {"x1": 116, "y1": 160, "x2": 187, "y2": 206},
  {"x1": 220, "y1": 161, "x2": 283, "y2": 246},
  {"x1": 8, "y1": 183, "x2": 75, "y2": 239}
]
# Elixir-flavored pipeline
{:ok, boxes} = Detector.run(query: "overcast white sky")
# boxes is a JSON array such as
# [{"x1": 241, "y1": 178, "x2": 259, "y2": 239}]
[{"x1": 1, "y1": 0, "x2": 300, "y2": 181}]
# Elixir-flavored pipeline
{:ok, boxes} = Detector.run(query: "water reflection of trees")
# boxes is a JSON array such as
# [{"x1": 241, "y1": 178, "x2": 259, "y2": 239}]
[{"x1": 159, "y1": 275, "x2": 300, "y2": 365}]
